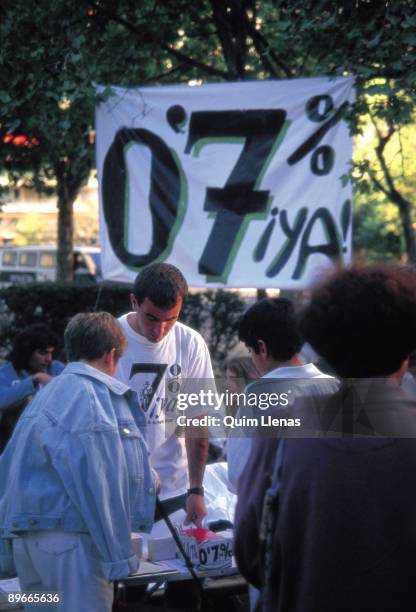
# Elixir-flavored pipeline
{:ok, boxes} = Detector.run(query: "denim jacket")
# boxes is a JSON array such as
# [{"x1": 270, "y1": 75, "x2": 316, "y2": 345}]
[
  {"x1": 0, "y1": 360, "x2": 65, "y2": 414},
  {"x1": 0, "y1": 362, "x2": 156, "y2": 581}
]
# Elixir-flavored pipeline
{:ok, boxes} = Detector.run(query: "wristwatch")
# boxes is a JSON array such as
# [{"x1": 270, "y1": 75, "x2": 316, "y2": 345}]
[{"x1": 187, "y1": 486, "x2": 204, "y2": 497}]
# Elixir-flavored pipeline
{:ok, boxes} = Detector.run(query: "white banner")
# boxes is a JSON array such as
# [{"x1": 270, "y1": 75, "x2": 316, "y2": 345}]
[{"x1": 96, "y1": 77, "x2": 354, "y2": 288}]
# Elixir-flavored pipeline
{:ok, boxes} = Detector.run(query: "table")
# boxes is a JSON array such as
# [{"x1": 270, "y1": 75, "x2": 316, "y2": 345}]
[
  {"x1": 118, "y1": 558, "x2": 240, "y2": 586},
  {"x1": 115, "y1": 558, "x2": 247, "y2": 609}
]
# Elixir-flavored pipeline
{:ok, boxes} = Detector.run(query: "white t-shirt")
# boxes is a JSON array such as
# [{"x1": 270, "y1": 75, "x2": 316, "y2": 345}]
[
  {"x1": 227, "y1": 363, "x2": 338, "y2": 493},
  {"x1": 117, "y1": 314, "x2": 214, "y2": 497}
]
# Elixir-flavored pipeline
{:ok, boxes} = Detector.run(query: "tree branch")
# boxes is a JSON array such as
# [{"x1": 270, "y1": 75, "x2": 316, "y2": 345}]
[
  {"x1": 244, "y1": 20, "x2": 293, "y2": 78},
  {"x1": 366, "y1": 108, "x2": 416, "y2": 261},
  {"x1": 367, "y1": 168, "x2": 390, "y2": 198},
  {"x1": 92, "y1": 3, "x2": 231, "y2": 80},
  {"x1": 366, "y1": 107, "x2": 397, "y2": 197},
  {"x1": 374, "y1": 124, "x2": 397, "y2": 198},
  {"x1": 139, "y1": 64, "x2": 189, "y2": 84}
]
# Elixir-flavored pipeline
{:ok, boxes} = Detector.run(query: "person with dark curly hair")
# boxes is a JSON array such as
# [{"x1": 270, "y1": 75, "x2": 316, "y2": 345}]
[
  {"x1": 235, "y1": 265, "x2": 416, "y2": 612},
  {"x1": 300, "y1": 265, "x2": 416, "y2": 379},
  {"x1": 0, "y1": 324, "x2": 65, "y2": 451}
]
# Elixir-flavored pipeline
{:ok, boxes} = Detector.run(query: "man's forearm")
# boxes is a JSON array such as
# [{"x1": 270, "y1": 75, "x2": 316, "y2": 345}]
[
  {"x1": 184, "y1": 425, "x2": 209, "y2": 525},
  {"x1": 185, "y1": 429, "x2": 209, "y2": 487}
]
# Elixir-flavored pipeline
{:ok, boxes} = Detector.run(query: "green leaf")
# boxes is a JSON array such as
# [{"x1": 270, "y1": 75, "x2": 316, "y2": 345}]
[
  {"x1": 401, "y1": 31, "x2": 416, "y2": 45},
  {"x1": 62, "y1": 80, "x2": 76, "y2": 91},
  {"x1": 402, "y1": 14, "x2": 416, "y2": 29},
  {"x1": 365, "y1": 83, "x2": 389, "y2": 96},
  {"x1": 72, "y1": 34, "x2": 86, "y2": 49},
  {"x1": 367, "y1": 31, "x2": 382, "y2": 49},
  {"x1": 6, "y1": 119, "x2": 21, "y2": 132},
  {"x1": 46, "y1": 91, "x2": 60, "y2": 101},
  {"x1": 99, "y1": 85, "x2": 114, "y2": 102},
  {"x1": 278, "y1": 21, "x2": 291, "y2": 31},
  {"x1": 0, "y1": 91, "x2": 12, "y2": 103},
  {"x1": 340, "y1": 173, "x2": 350, "y2": 187}
]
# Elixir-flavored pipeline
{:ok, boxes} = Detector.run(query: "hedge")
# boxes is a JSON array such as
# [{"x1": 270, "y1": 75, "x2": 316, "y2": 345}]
[{"x1": 0, "y1": 282, "x2": 247, "y2": 372}]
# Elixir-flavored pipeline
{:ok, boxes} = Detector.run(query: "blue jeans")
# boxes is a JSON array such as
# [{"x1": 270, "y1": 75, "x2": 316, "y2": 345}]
[{"x1": 13, "y1": 531, "x2": 113, "y2": 612}]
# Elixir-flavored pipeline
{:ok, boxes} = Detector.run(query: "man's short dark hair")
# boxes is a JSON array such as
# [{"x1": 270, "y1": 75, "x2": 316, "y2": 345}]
[
  {"x1": 10, "y1": 324, "x2": 59, "y2": 371},
  {"x1": 64, "y1": 312, "x2": 127, "y2": 362},
  {"x1": 133, "y1": 263, "x2": 188, "y2": 308},
  {"x1": 239, "y1": 298, "x2": 303, "y2": 361},
  {"x1": 300, "y1": 265, "x2": 416, "y2": 378}
]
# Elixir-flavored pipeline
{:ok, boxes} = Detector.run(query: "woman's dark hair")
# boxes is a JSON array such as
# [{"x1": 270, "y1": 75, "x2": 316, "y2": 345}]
[
  {"x1": 10, "y1": 324, "x2": 59, "y2": 371},
  {"x1": 300, "y1": 265, "x2": 416, "y2": 378}
]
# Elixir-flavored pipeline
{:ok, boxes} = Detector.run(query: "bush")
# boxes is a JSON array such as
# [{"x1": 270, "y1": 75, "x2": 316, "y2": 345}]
[
  {"x1": 181, "y1": 290, "x2": 247, "y2": 372},
  {"x1": 0, "y1": 282, "x2": 246, "y2": 371},
  {"x1": 0, "y1": 298, "x2": 15, "y2": 361}
]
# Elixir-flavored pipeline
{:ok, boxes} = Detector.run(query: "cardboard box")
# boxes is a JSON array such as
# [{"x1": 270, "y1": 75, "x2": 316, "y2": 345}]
[
  {"x1": 147, "y1": 536, "x2": 178, "y2": 561},
  {"x1": 177, "y1": 528, "x2": 232, "y2": 570},
  {"x1": 131, "y1": 533, "x2": 143, "y2": 559}
]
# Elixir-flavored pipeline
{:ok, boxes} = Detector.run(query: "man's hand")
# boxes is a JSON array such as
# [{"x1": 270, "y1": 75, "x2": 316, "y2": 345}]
[
  {"x1": 184, "y1": 493, "x2": 207, "y2": 526},
  {"x1": 32, "y1": 372, "x2": 53, "y2": 386}
]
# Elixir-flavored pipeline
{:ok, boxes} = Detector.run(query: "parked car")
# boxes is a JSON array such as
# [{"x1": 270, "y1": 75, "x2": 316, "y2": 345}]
[{"x1": 0, "y1": 245, "x2": 101, "y2": 286}]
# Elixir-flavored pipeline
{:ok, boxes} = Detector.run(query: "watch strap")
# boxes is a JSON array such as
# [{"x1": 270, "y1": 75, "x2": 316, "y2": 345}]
[{"x1": 187, "y1": 486, "x2": 204, "y2": 497}]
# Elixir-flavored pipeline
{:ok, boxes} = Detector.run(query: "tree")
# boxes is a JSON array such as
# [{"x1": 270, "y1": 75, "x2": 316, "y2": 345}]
[
  {"x1": 267, "y1": 0, "x2": 416, "y2": 261},
  {"x1": 88, "y1": 0, "x2": 416, "y2": 262},
  {"x1": 353, "y1": 112, "x2": 416, "y2": 263},
  {"x1": 0, "y1": 1, "x2": 97, "y2": 279},
  {"x1": 2, "y1": 0, "x2": 416, "y2": 272},
  {"x1": 0, "y1": 1, "x2": 176, "y2": 279}
]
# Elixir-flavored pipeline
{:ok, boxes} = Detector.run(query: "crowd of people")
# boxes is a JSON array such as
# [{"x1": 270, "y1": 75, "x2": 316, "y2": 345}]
[{"x1": 1, "y1": 262, "x2": 416, "y2": 612}]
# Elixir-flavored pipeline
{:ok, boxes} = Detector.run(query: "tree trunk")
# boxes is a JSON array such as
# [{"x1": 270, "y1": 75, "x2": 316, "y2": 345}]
[
  {"x1": 56, "y1": 190, "x2": 75, "y2": 281},
  {"x1": 257, "y1": 289, "x2": 268, "y2": 300},
  {"x1": 372, "y1": 122, "x2": 416, "y2": 264},
  {"x1": 55, "y1": 157, "x2": 91, "y2": 281},
  {"x1": 392, "y1": 193, "x2": 416, "y2": 264},
  {"x1": 210, "y1": 0, "x2": 251, "y2": 79}
]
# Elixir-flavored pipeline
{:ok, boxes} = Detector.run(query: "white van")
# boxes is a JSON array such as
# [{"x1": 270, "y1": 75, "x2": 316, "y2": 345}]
[{"x1": 0, "y1": 245, "x2": 101, "y2": 286}]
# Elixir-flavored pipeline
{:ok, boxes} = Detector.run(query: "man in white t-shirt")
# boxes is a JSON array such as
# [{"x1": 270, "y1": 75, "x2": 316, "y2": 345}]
[{"x1": 116, "y1": 263, "x2": 213, "y2": 526}]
